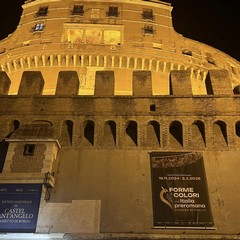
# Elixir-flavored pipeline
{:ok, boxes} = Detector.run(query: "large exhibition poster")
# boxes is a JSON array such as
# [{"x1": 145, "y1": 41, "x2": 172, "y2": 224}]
[
  {"x1": 150, "y1": 152, "x2": 214, "y2": 227},
  {"x1": 0, "y1": 184, "x2": 42, "y2": 233}
]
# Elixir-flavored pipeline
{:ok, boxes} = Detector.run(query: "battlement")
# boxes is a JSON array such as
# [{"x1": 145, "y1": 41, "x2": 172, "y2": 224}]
[{"x1": 0, "y1": 70, "x2": 238, "y2": 96}]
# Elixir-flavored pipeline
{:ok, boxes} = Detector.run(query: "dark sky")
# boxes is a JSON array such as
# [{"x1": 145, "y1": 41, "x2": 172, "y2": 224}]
[{"x1": 0, "y1": 0, "x2": 239, "y2": 61}]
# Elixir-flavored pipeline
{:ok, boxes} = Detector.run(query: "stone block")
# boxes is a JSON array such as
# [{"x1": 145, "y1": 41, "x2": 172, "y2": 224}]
[
  {"x1": 0, "y1": 71, "x2": 11, "y2": 95},
  {"x1": 170, "y1": 70, "x2": 192, "y2": 95},
  {"x1": 18, "y1": 71, "x2": 44, "y2": 95},
  {"x1": 36, "y1": 200, "x2": 101, "y2": 233},
  {"x1": 132, "y1": 71, "x2": 152, "y2": 96},
  {"x1": 95, "y1": 71, "x2": 115, "y2": 96},
  {"x1": 55, "y1": 71, "x2": 79, "y2": 96},
  {"x1": 206, "y1": 70, "x2": 232, "y2": 95}
]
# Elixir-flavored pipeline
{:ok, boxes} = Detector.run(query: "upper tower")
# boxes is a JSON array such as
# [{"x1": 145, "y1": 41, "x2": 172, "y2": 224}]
[{"x1": 0, "y1": 0, "x2": 239, "y2": 95}]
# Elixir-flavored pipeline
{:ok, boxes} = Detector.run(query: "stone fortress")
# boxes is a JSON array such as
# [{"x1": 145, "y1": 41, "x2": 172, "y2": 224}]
[{"x1": 0, "y1": 0, "x2": 240, "y2": 239}]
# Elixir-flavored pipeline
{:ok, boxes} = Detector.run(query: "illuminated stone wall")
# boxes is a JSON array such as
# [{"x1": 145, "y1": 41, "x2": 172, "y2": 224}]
[{"x1": 0, "y1": 0, "x2": 240, "y2": 238}]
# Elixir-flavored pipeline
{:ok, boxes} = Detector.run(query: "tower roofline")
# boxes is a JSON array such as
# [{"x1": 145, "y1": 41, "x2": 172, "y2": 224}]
[{"x1": 23, "y1": 0, "x2": 172, "y2": 10}]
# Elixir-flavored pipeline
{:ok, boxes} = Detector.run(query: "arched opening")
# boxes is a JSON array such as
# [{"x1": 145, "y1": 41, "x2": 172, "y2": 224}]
[
  {"x1": 91, "y1": 55, "x2": 97, "y2": 67},
  {"x1": 98, "y1": 55, "x2": 104, "y2": 67},
  {"x1": 122, "y1": 56, "x2": 127, "y2": 68},
  {"x1": 169, "y1": 121, "x2": 183, "y2": 147},
  {"x1": 233, "y1": 85, "x2": 240, "y2": 94},
  {"x1": 192, "y1": 120, "x2": 206, "y2": 148},
  {"x1": 213, "y1": 120, "x2": 228, "y2": 147},
  {"x1": 106, "y1": 56, "x2": 112, "y2": 67},
  {"x1": 235, "y1": 121, "x2": 240, "y2": 137},
  {"x1": 147, "y1": 121, "x2": 160, "y2": 146},
  {"x1": 165, "y1": 62, "x2": 171, "y2": 72},
  {"x1": 114, "y1": 56, "x2": 119, "y2": 68},
  {"x1": 104, "y1": 121, "x2": 116, "y2": 147},
  {"x1": 235, "y1": 121, "x2": 240, "y2": 146},
  {"x1": 137, "y1": 58, "x2": 142, "y2": 69},
  {"x1": 83, "y1": 120, "x2": 95, "y2": 146},
  {"x1": 126, "y1": 121, "x2": 138, "y2": 146},
  {"x1": 144, "y1": 59, "x2": 150, "y2": 70},
  {"x1": 61, "y1": 120, "x2": 73, "y2": 146},
  {"x1": 151, "y1": 60, "x2": 157, "y2": 71},
  {"x1": 129, "y1": 58, "x2": 134, "y2": 68}
]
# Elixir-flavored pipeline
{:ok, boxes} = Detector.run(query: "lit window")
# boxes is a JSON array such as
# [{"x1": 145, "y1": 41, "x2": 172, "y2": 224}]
[
  {"x1": 23, "y1": 144, "x2": 36, "y2": 156},
  {"x1": 71, "y1": 5, "x2": 84, "y2": 16},
  {"x1": 143, "y1": 25, "x2": 155, "y2": 35},
  {"x1": 107, "y1": 6, "x2": 119, "y2": 17},
  {"x1": 32, "y1": 23, "x2": 45, "y2": 32},
  {"x1": 35, "y1": 6, "x2": 48, "y2": 17},
  {"x1": 142, "y1": 9, "x2": 154, "y2": 21}
]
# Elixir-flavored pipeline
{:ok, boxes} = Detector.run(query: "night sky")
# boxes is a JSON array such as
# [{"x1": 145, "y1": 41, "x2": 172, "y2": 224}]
[{"x1": 0, "y1": 0, "x2": 239, "y2": 61}]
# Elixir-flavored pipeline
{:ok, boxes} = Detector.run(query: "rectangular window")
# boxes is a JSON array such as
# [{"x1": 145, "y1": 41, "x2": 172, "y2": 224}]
[
  {"x1": 150, "y1": 104, "x2": 156, "y2": 112},
  {"x1": 143, "y1": 25, "x2": 155, "y2": 35},
  {"x1": 142, "y1": 9, "x2": 154, "y2": 21},
  {"x1": 35, "y1": 6, "x2": 48, "y2": 17},
  {"x1": 32, "y1": 23, "x2": 44, "y2": 32},
  {"x1": 23, "y1": 144, "x2": 36, "y2": 156},
  {"x1": 107, "y1": 6, "x2": 119, "y2": 17},
  {"x1": 71, "y1": 5, "x2": 84, "y2": 16}
]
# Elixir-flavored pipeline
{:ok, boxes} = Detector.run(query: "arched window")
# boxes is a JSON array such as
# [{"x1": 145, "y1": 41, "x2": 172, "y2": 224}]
[
  {"x1": 192, "y1": 120, "x2": 206, "y2": 148},
  {"x1": 104, "y1": 121, "x2": 116, "y2": 147},
  {"x1": 61, "y1": 120, "x2": 73, "y2": 146},
  {"x1": 125, "y1": 121, "x2": 138, "y2": 146},
  {"x1": 169, "y1": 121, "x2": 183, "y2": 147},
  {"x1": 129, "y1": 57, "x2": 134, "y2": 68},
  {"x1": 83, "y1": 120, "x2": 95, "y2": 146},
  {"x1": 213, "y1": 120, "x2": 228, "y2": 146},
  {"x1": 147, "y1": 121, "x2": 160, "y2": 146}
]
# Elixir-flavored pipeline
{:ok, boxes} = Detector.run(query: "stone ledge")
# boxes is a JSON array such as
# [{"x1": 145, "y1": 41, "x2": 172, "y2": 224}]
[
  {"x1": 63, "y1": 233, "x2": 240, "y2": 240},
  {"x1": 0, "y1": 173, "x2": 45, "y2": 184}
]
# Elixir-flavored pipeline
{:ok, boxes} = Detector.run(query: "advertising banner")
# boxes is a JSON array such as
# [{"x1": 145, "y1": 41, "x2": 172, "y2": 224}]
[
  {"x1": 0, "y1": 184, "x2": 42, "y2": 233},
  {"x1": 150, "y1": 152, "x2": 213, "y2": 227}
]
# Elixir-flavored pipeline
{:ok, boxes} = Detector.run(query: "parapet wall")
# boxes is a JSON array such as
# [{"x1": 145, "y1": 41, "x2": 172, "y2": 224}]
[
  {"x1": 1, "y1": 69, "x2": 240, "y2": 152},
  {"x1": 0, "y1": 69, "x2": 238, "y2": 96}
]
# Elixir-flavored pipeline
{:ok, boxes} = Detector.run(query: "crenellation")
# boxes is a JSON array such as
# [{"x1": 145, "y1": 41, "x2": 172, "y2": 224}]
[
  {"x1": 95, "y1": 71, "x2": 115, "y2": 96},
  {"x1": 170, "y1": 70, "x2": 192, "y2": 95},
  {"x1": 55, "y1": 71, "x2": 79, "y2": 96},
  {"x1": 207, "y1": 70, "x2": 232, "y2": 95},
  {"x1": 133, "y1": 71, "x2": 152, "y2": 96},
  {"x1": 18, "y1": 71, "x2": 45, "y2": 95}
]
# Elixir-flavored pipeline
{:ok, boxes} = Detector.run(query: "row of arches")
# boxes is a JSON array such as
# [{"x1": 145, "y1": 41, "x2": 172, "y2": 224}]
[
  {"x1": 2, "y1": 119, "x2": 240, "y2": 149},
  {"x1": 61, "y1": 119, "x2": 240, "y2": 148},
  {"x1": 1, "y1": 53, "x2": 206, "y2": 81}
]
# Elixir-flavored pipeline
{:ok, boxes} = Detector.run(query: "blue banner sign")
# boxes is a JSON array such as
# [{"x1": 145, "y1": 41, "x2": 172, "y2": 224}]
[{"x1": 0, "y1": 184, "x2": 42, "y2": 233}]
